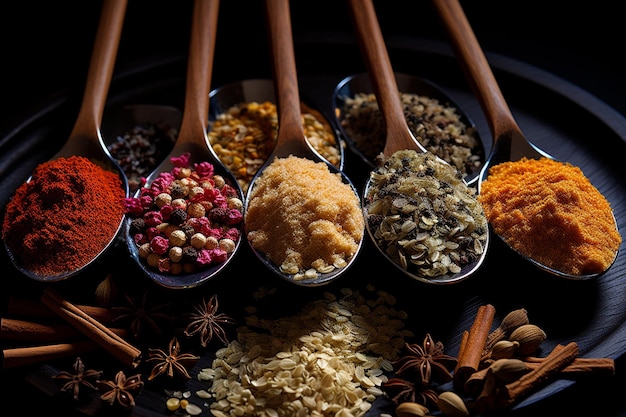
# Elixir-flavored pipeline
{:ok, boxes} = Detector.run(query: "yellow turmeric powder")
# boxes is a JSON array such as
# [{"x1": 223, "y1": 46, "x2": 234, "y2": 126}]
[{"x1": 478, "y1": 157, "x2": 621, "y2": 276}]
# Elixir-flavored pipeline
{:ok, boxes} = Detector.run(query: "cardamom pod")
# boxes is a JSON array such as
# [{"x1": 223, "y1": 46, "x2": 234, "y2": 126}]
[
  {"x1": 483, "y1": 308, "x2": 529, "y2": 354},
  {"x1": 509, "y1": 324, "x2": 547, "y2": 356},
  {"x1": 488, "y1": 358, "x2": 530, "y2": 382},
  {"x1": 437, "y1": 391, "x2": 469, "y2": 417},
  {"x1": 489, "y1": 340, "x2": 520, "y2": 360},
  {"x1": 396, "y1": 402, "x2": 430, "y2": 417}
]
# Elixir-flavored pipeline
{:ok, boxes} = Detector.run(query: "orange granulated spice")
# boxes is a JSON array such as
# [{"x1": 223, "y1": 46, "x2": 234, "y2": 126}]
[{"x1": 478, "y1": 157, "x2": 621, "y2": 276}]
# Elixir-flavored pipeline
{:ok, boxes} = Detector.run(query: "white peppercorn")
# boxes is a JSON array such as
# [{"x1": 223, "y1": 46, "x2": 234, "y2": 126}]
[
  {"x1": 138, "y1": 243, "x2": 151, "y2": 259},
  {"x1": 187, "y1": 203, "x2": 206, "y2": 218},
  {"x1": 190, "y1": 233, "x2": 207, "y2": 249},
  {"x1": 169, "y1": 230, "x2": 187, "y2": 247},
  {"x1": 205, "y1": 236, "x2": 219, "y2": 250},
  {"x1": 169, "y1": 246, "x2": 183, "y2": 263},
  {"x1": 219, "y1": 238, "x2": 236, "y2": 253}
]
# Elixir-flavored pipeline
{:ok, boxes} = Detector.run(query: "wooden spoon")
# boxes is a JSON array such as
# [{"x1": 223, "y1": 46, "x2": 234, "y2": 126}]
[
  {"x1": 125, "y1": 0, "x2": 244, "y2": 289},
  {"x1": 242, "y1": 0, "x2": 364, "y2": 286},
  {"x1": 348, "y1": 0, "x2": 489, "y2": 284},
  {"x1": 432, "y1": 0, "x2": 619, "y2": 279},
  {"x1": 3, "y1": 0, "x2": 129, "y2": 282}
]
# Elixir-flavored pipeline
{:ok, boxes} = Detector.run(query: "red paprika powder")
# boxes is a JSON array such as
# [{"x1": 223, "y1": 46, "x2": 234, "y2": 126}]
[{"x1": 2, "y1": 155, "x2": 126, "y2": 276}]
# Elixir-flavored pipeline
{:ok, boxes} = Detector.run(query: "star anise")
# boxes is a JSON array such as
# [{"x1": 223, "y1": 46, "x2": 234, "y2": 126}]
[
  {"x1": 53, "y1": 357, "x2": 102, "y2": 400},
  {"x1": 381, "y1": 377, "x2": 439, "y2": 408},
  {"x1": 393, "y1": 333, "x2": 458, "y2": 386},
  {"x1": 382, "y1": 377, "x2": 417, "y2": 404},
  {"x1": 97, "y1": 370, "x2": 144, "y2": 408},
  {"x1": 184, "y1": 294, "x2": 235, "y2": 347},
  {"x1": 147, "y1": 336, "x2": 200, "y2": 380},
  {"x1": 112, "y1": 291, "x2": 172, "y2": 339}
]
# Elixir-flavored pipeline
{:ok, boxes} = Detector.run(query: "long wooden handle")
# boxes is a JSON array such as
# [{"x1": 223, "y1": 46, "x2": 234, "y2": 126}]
[
  {"x1": 265, "y1": 0, "x2": 307, "y2": 155},
  {"x1": 70, "y1": 0, "x2": 127, "y2": 140},
  {"x1": 177, "y1": 0, "x2": 220, "y2": 146},
  {"x1": 431, "y1": 0, "x2": 522, "y2": 142},
  {"x1": 347, "y1": 0, "x2": 425, "y2": 157}
]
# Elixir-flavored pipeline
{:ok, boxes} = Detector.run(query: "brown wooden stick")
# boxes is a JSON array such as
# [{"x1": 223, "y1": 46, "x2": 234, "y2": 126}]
[
  {"x1": 0, "y1": 317, "x2": 127, "y2": 342},
  {"x1": 7, "y1": 296, "x2": 117, "y2": 323},
  {"x1": 2, "y1": 341, "x2": 97, "y2": 369},
  {"x1": 455, "y1": 304, "x2": 496, "y2": 388},
  {"x1": 40, "y1": 288, "x2": 141, "y2": 368},
  {"x1": 496, "y1": 342, "x2": 579, "y2": 409}
]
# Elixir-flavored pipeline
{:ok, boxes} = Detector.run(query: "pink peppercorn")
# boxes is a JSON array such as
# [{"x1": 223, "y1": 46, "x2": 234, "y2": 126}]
[
  {"x1": 158, "y1": 257, "x2": 171, "y2": 273},
  {"x1": 196, "y1": 249, "x2": 212, "y2": 265},
  {"x1": 208, "y1": 248, "x2": 228, "y2": 263},
  {"x1": 144, "y1": 211, "x2": 163, "y2": 227},
  {"x1": 226, "y1": 209, "x2": 243, "y2": 225},
  {"x1": 124, "y1": 152, "x2": 243, "y2": 275},
  {"x1": 150, "y1": 235, "x2": 169, "y2": 255},
  {"x1": 146, "y1": 227, "x2": 160, "y2": 241},
  {"x1": 123, "y1": 198, "x2": 144, "y2": 216},
  {"x1": 224, "y1": 228, "x2": 240, "y2": 241},
  {"x1": 134, "y1": 233, "x2": 147, "y2": 245},
  {"x1": 160, "y1": 205, "x2": 173, "y2": 220},
  {"x1": 194, "y1": 161, "x2": 214, "y2": 178}
]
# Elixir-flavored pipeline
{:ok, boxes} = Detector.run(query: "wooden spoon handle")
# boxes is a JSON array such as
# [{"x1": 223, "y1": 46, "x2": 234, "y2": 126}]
[
  {"x1": 265, "y1": 0, "x2": 307, "y2": 154},
  {"x1": 67, "y1": 0, "x2": 127, "y2": 153},
  {"x1": 177, "y1": 0, "x2": 220, "y2": 146},
  {"x1": 70, "y1": 0, "x2": 127, "y2": 140},
  {"x1": 347, "y1": 0, "x2": 425, "y2": 157},
  {"x1": 431, "y1": 0, "x2": 523, "y2": 142}
]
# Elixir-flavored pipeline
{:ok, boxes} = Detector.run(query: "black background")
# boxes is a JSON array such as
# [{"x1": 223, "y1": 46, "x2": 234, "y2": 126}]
[
  {"x1": 1, "y1": 1, "x2": 625, "y2": 416},
  {"x1": 1, "y1": 0, "x2": 625, "y2": 130}
]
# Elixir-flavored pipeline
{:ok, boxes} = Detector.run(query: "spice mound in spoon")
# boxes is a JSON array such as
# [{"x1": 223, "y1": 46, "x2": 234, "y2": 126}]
[
  {"x1": 339, "y1": 89, "x2": 483, "y2": 179},
  {"x1": 2, "y1": 155, "x2": 126, "y2": 277},
  {"x1": 107, "y1": 123, "x2": 179, "y2": 194},
  {"x1": 478, "y1": 157, "x2": 621, "y2": 276},
  {"x1": 245, "y1": 155, "x2": 364, "y2": 281},
  {"x1": 363, "y1": 149, "x2": 488, "y2": 278},
  {"x1": 124, "y1": 152, "x2": 243, "y2": 275},
  {"x1": 208, "y1": 98, "x2": 342, "y2": 194}
]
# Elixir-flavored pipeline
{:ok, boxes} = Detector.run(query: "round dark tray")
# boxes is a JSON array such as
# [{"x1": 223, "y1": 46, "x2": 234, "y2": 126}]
[{"x1": 1, "y1": 36, "x2": 625, "y2": 416}]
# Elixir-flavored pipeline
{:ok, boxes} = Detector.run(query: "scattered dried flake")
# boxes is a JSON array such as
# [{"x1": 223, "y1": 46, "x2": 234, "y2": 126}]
[
  {"x1": 197, "y1": 286, "x2": 411, "y2": 417},
  {"x1": 364, "y1": 150, "x2": 488, "y2": 279}
]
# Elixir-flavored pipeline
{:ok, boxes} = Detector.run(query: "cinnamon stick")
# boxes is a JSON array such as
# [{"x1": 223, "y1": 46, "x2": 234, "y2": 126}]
[
  {"x1": 496, "y1": 342, "x2": 579, "y2": 409},
  {"x1": 0, "y1": 317, "x2": 127, "y2": 342},
  {"x1": 524, "y1": 356, "x2": 615, "y2": 376},
  {"x1": 7, "y1": 296, "x2": 117, "y2": 323},
  {"x1": 40, "y1": 288, "x2": 141, "y2": 368},
  {"x1": 2, "y1": 341, "x2": 97, "y2": 369},
  {"x1": 455, "y1": 304, "x2": 496, "y2": 388}
]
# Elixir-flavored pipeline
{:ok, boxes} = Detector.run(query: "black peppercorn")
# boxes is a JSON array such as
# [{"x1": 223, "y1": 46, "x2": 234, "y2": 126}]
[
  {"x1": 181, "y1": 246, "x2": 198, "y2": 263},
  {"x1": 169, "y1": 182, "x2": 187, "y2": 199},
  {"x1": 130, "y1": 218, "x2": 146, "y2": 234},
  {"x1": 180, "y1": 224, "x2": 195, "y2": 238},
  {"x1": 208, "y1": 207, "x2": 228, "y2": 223},
  {"x1": 169, "y1": 208, "x2": 187, "y2": 226}
]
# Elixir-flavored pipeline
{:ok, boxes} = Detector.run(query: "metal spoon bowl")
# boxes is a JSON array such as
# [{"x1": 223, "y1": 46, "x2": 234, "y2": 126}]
[
  {"x1": 242, "y1": 0, "x2": 364, "y2": 287},
  {"x1": 347, "y1": 0, "x2": 489, "y2": 285},
  {"x1": 3, "y1": 0, "x2": 129, "y2": 283},
  {"x1": 333, "y1": 71, "x2": 484, "y2": 186},
  {"x1": 208, "y1": 78, "x2": 346, "y2": 191},
  {"x1": 432, "y1": 0, "x2": 620, "y2": 280},
  {"x1": 125, "y1": 0, "x2": 245, "y2": 289},
  {"x1": 101, "y1": 103, "x2": 182, "y2": 193}
]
